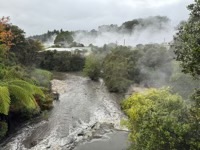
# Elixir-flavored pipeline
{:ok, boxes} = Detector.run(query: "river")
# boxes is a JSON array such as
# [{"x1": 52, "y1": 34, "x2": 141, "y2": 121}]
[{"x1": 0, "y1": 73, "x2": 129, "y2": 150}]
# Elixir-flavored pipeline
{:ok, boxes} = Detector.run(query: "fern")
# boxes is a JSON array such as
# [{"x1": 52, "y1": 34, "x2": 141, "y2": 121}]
[
  {"x1": 0, "y1": 79, "x2": 45, "y2": 114},
  {"x1": 0, "y1": 86, "x2": 10, "y2": 115},
  {"x1": 32, "y1": 85, "x2": 45, "y2": 98},
  {"x1": 8, "y1": 80, "x2": 34, "y2": 94},
  {"x1": 8, "y1": 84, "x2": 36, "y2": 109},
  {"x1": 8, "y1": 80, "x2": 45, "y2": 98}
]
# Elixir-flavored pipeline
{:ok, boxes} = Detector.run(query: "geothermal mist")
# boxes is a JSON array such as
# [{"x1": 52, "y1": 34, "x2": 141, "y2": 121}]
[{"x1": 73, "y1": 17, "x2": 176, "y2": 47}]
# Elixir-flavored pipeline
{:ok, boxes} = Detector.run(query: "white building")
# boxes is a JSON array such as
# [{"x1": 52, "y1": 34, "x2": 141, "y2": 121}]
[{"x1": 45, "y1": 47, "x2": 91, "y2": 52}]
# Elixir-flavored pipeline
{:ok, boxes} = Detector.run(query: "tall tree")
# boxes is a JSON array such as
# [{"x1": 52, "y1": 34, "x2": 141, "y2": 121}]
[
  {"x1": 102, "y1": 46, "x2": 137, "y2": 92},
  {"x1": 173, "y1": 1, "x2": 200, "y2": 149},
  {"x1": 173, "y1": 0, "x2": 200, "y2": 77},
  {"x1": 0, "y1": 17, "x2": 14, "y2": 61}
]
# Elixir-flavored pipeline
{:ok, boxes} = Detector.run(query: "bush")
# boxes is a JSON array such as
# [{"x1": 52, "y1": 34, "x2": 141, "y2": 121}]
[
  {"x1": 35, "y1": 94, "x2": 53, "y2": 110},
  {"x1": 188, "y1": 89, "x2": 200, "y2": 149},
  {"x1": 39, "y1": 51, "x2": 85, "y2": 72},
  {"x1": 83, "y1": 55, "x2": 101, "y2": 81},
  {"x1": 121, "y1": 88, "x2": 191, "y2": 150},
  {"x1": 30, "y1": 68, "x2": 53, "y2": 88},
  {"x1": 0, "y1": 121, "x2": 8, "y2": 139},
  {"x1": 102, "y1": 47, "x2": 136, "y2": 92}
]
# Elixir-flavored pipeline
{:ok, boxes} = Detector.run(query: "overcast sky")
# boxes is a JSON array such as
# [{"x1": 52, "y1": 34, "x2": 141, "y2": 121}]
[{"x1": 0, "y1": 0, "x2": 193, "y2": 36}]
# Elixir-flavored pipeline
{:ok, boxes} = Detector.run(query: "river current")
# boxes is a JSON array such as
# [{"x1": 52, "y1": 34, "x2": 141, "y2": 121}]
[{"x1": 1, "y1": 73, "x2": 129, "y2": 150}]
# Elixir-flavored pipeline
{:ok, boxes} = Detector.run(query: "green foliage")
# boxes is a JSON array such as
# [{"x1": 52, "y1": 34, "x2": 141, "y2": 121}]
[
  {"x1": 102, "y1": 46, "x2": 140, "y2": 92},
  {"x1": 6, "y1": 24, "x2": 45, "y2": 66},
  {"x1": 0, "y1": 121, "x2": 8, "y2": 139},
  {"x1": 169, "y1": 63, "x2": 200, "y2": 99},
  {"x1": 17, "y1": 39, "x2": 44, "y2": 66},
  {"x1": 30, "y1": 30, "x2": 59, "y2": 43},
  {"x1": 83, "y1": 55, "x2": 101, "y2": 81},
  {"x1": 121, "y1": 88, "x2": 191, "y2": 150},
  {"x1": 173, "y1": 0, "x2": 200, "y2": 77},
  {"x1": 121, "y1": 16, "x2": 169, "y2": 33},
  {"x1": 170, "y1": 2, "x2": 200, "y2": 149},
  {"x1": 0, "y1": 64, "x2": 7, "y2": 79},
  {"x1": 0, "y1": 87, "x2": 10, "y2": 115},
  {"x1": 39, "y1": 51, "x2": 85, "y2": 72},
  {"x1": 122, "y1": 19, "x2": 139, "y2": 32},
  {"x1": 0, "y1": 44, "x2": 8, "y2": 61},
  {"x1": 8, "y1": 80, "x2": 44, "y2": 111},
  {"x1": 8, "y1": 25, "x2": 33, "y2": 65},
  {"x1": 0, "y1": 17, "x2": 53, "y2": 140},
  {"x1": 172, "y1": 2, "x2": 200, "y2": 148},
  {"x1": 54, "y1": 31, "x2": 74, "y2": 46},
  {"x1": 3, "y1": 65, "x2": 28, "y2": 80},
  {"x1": 188, "y1": 89, "x2": 200, "y2": 149},
  {"x1": 30, "y1": 69, "x2": 53, "y2": 88},
  {"x1": 35, "y1": 93, "x2": 53, "y2": 111},
  {"x1": 99, "y1": 44, "x2": 174, "y2": 92},
  {"x1": 0, "y1": 80, "x2": 45, "y2": 114}
]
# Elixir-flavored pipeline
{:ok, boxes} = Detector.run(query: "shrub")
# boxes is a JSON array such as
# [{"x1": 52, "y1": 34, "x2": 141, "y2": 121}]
[
  {"x1": 0, "y1": 121, "x2": 8, "y2": 139},
  {"x1": 121, "y1": 88, "x2": 191, "y2": 150},
  {"x1": 83, "y1": 55, "x2": 101, "y2": 81}
]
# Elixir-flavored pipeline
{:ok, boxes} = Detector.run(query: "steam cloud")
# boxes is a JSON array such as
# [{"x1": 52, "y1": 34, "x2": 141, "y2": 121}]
[
  {"x1": 73, "y1": 16, "x2": 176, "y2": 46},
  {"x1": 43, "y1": 34, "x2": 57, "y2": 48}
]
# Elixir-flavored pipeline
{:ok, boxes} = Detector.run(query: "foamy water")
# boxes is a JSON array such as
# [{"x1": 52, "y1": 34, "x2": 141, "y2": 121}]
[{"x1": 1, "y1": 74, "x2": 128, "y2": 150}]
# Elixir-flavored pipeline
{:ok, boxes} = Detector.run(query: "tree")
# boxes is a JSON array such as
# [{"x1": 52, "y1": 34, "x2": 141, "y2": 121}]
[
  {"x1": 188, "y1": 89, "x2": 200, "y2": 149},
  {"x1": 0, "y1": 17, "x2": 13, "y2": 47},
  {"x1": 8, "y1": 24, "x2": 44, "y2": 66},
  {"x1": 0, "y1": 17, "x2": 53, "y2": 140},
  {"x1": 102, "y1": 46, "x2": 140, "y2": 92},
  {"x1": 39, "y1": 50, "x2": 85, "y2": 72},
  {"x1": 121, "y1": 88, "x2": 191, "y2": 150},
  {"x1": 21, "y1": 39, "x2": 44, "y2": 66},
  {"x1": 120, "y1": 16, "x2": 170, "y2": 33},
  {"x1": 121, "y1": 19, "x2": 139, "y2": 32},
  {"x1": 0, "y1": 27, "x2": 48, "y2": 113},
  {"x1": 83, "y1": 55, "x2": 101, "y2": 81},
  {"x1": 172, "y1": 1, "x2": 200, "y2": 149},
  {"x1": 173, "y1": 0, "x2": 200, "y2": 77},
  {"x1": 103, "y1": 47, "x2": 129, "y2": 92},
  {"x1": 0, "y1": 17, "x2": 14, "y2": 61},
  {"x1": 54, "y1": 31, "x2": 73, "y2": 47},
  {"x1": 70, "y1": 54, "x2": 85, "y2": 71},
  {"x1": 169, "y1": 63, "x2": 200, "y2": 99}
]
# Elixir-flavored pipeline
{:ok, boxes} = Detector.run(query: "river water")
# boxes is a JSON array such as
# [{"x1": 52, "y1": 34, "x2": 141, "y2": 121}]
[{"x1": 0, "y1": 73, "x2": 129, "y2": 150}]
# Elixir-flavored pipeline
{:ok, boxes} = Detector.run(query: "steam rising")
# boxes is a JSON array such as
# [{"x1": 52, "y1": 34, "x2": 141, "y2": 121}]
[
  {"x1": 73, "y1": 16, "x2": 176, "y2": 46},
  {"x1": 43, "y1": 34, "x2": 57, "y2": 48}
]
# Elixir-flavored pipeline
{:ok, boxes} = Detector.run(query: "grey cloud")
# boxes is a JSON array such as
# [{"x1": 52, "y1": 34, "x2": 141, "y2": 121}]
[{"x1": 0, "y1": 0, "x2": 193, "y2": 36}]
